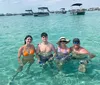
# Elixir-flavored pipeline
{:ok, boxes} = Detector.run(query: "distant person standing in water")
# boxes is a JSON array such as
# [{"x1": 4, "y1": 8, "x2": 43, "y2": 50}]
[
  {"x1": 13, "y1": 35, "x2": 35, "y2": 80},
  {"x1": 36, "y1": 32, "x2": 56, "y2": 68},
  {"x1": 70, "y1": 38, "x2": 95, "y2": 72}
]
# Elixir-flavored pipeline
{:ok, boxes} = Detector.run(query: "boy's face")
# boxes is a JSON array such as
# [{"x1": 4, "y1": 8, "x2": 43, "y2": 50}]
[{"x1": 41, "y1": 36, "x2": 48, "y2": 42}]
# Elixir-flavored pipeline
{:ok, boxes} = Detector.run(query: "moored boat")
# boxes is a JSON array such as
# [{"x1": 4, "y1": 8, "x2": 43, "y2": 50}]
[
  {"x1": 70, "y1": 3, "x2": 85, "y2": 15},
  {"x1": 34, "y1": 7, "x2": 49, "y2": 17},
  {"x1": 22, "y1": 10, "x2": 33, "y2": 16}
]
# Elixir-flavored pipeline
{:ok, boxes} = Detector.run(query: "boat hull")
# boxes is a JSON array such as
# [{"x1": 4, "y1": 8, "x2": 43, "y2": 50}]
[
  {"x1": 34, "y1": 12, "x2": 49, "y2": 17},
  {"x1": 22, "y1": 13, "x2": 33, "y2": 16},
  {"x1": 70, "y1": 10, "x2": 85, "y2": 15},
  {"x1": 77, "y1": 11, "x2": 85, "y2": 15}
]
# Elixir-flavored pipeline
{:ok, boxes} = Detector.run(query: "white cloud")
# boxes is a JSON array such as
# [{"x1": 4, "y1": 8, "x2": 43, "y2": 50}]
[
  {"x1": 22, "y1": 0, "x2": 37, "y2": 3},
  {"x1": 12, "y1": 0, "x2": 21, "y2": 4},
  {"x1": 46, "y1": 0, "x2": 62, "y2": 3},
  {"x1": 28, "y1": 0, "x2": 37, "y2": 1},
  {"x1": 0, "y1": 0, "x2": 6, "y2": 3}
]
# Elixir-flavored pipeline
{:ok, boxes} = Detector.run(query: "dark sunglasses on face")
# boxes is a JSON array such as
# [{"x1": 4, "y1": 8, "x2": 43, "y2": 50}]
[
  {"x1": 60, "y1": 41, "x2": 66, "y2": 43},
  {"x1": 73, "y1": 42, "x2": 79, "y2": 44}
]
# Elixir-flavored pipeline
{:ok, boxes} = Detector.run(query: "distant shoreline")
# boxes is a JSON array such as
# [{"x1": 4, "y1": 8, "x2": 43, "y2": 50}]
[{"x1": 0, "y1": 7, "x2": 100, "y2": 16}]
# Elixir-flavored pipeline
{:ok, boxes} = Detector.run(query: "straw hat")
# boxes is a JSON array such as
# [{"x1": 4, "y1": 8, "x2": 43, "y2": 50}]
[{"x1": 56, "y1": 37, "x2": 70, "y2": 44}]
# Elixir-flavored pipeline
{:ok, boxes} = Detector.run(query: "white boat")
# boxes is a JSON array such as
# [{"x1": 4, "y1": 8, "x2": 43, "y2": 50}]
[
  {"x1": 22, "y1": 10, "x2": 33, "y2": 16},
  {"x1": 70, "y1": 3, "x2": 85, "y2": 15},
  {"x1": 34, "y1": 7, "x2": 49, "y2": 17}
]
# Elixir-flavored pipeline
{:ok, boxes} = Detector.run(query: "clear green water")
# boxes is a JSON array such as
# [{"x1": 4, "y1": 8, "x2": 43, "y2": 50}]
[{"x1": 0, "y1": 11, "x2": 100, "y2": 85}]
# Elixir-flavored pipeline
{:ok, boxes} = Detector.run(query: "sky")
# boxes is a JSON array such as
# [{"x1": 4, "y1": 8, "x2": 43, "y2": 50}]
[{"x1": 0, "y1": 0, "x2": 100, "y2": 13}]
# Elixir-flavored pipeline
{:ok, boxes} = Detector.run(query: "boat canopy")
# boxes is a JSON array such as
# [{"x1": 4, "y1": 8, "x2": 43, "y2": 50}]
[
  {"x1": 38, "y1": 7, "x2": 48, "y2": 10},
  {"x1": 71, "y1": 3, "x2": 82, "y2": 6},
  {"x1": 60, "y1": 8, "x2": 65, "y2": 10},
  {"x1": 25, "y1": 10, "x2": 33, "y2": 11}
]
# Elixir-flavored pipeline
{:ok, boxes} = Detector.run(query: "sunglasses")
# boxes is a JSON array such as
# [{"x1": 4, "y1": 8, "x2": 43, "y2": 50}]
[
  {"x1": 60, "y1": 41, "x2": 66, "y2": 43},
  {"x1": 73, "y1": 42, "x2": 79, "y2": 44}
]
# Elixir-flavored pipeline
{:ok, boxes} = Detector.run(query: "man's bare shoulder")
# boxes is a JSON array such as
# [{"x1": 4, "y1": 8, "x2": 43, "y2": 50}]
[
  {"x1": 80, "y1": 47, "x2": 89, "y2": 54},
  {"x1": 48, "y1": 42, "x2": 54, "y2": 46},
  {"x1": 37, "y1": 43, "x2": 42, "y2": 46}
]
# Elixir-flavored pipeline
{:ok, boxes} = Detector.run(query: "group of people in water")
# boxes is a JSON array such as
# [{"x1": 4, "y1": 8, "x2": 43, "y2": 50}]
[{"x1": 13, "y1": 32, "x2": 95, "y2": 79}]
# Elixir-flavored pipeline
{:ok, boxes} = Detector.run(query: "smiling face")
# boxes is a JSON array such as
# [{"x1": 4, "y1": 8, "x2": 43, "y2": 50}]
[
  {"x1": 60, "y1": 41, "x2": 66, "y2": 47},
  {"x1": 59, "y1": 41, "x2": 67, "y2": 48},
  {"x1": 73, "y1": 38, "x2": 80, "y2": 49},
  {"x1": 41, "y1": 36, "x2": 48, "y2": 42},
  {"x1": 73, "y1": 43, "x2": 80, "y2": 49},
  {"x1": 25, "y1": 37, "x2": 32, "y2": 45}
]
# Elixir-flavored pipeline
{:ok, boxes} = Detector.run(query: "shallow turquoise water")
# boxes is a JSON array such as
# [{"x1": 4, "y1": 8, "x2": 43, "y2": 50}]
[{"x1": 0, "y1": 11, "x2": 100, "y2": 85}]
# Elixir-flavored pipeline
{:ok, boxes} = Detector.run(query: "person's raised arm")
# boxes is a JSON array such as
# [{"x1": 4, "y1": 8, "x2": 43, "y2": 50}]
[{"x1": 80, "y1": 48, "x2": 95, "y2": 58}]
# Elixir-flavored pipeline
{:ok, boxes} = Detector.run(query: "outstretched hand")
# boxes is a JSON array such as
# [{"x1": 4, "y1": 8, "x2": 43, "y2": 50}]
[{"x1": 89, "y1": 53, "x2": 95, "y2": 58}]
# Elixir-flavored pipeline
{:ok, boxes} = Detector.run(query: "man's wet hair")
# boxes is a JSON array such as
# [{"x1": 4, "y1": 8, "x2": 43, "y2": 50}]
[{"x1": 41, "y1": 32, "x2": 48, "y2": 37}]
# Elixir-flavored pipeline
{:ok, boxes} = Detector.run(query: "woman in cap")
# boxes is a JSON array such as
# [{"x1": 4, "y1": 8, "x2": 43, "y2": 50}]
[
  {"x1": 70, "y1": 38, "x2": 95, "y2": 72},
  {"x1": 55, "y1": 37, "x2": 71, "y2": 70}
]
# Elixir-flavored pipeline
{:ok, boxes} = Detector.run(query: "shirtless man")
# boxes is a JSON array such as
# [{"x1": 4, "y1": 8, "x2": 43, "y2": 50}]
[
  {"x1": 36, "y1": 32, "x2": 56, "y2": 67},
  {"x1": 70, "y1": 38, "x2": 95, "y2": 72}
]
